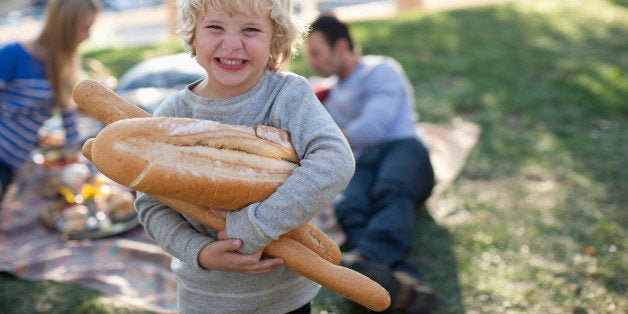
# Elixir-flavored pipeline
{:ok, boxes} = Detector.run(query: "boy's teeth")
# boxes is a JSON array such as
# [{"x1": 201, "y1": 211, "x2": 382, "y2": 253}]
[{"x1": 220, "y1": 58, "x2": 243, "y2": 65}]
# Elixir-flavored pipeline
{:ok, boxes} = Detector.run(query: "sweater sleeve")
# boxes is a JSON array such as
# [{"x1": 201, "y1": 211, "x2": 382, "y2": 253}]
[
  {"x1": 344, "y1": 63, "x2": 406, "y2": 147},
  {"x1": 226, "y1": 75, "x2": 355, "y2": 254},
  {"x1": 134, "y1": 183, "x2": 214, "y2": 270}
]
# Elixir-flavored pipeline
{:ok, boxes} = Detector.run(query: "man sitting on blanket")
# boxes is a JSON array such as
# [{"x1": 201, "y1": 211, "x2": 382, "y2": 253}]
[{"x1": 306, "y1": 14, "x2": 438, "y2": 313}]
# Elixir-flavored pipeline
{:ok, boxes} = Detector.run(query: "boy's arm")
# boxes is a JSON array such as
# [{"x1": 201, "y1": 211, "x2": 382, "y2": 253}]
[
  {"x1": 135, "y1": 192, "x2": 213, "y2": 270},
  {"x1": 226, "y1": 76, "x2": 355, "y2": 254}
]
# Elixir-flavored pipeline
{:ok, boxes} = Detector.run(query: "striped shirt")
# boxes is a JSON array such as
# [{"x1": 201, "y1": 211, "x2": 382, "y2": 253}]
[{"x1": 0, "y1": 42, "x2": 80, "y2": 170}]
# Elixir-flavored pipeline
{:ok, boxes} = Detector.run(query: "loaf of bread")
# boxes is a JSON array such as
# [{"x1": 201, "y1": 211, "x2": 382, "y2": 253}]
[
  {"x1": 74, "y1": 80, "x2": 390, "y2": 311},
  {"x1": 89, "y1": 117, "x2": 299, "y2": 210},
  {"x1": 73, "y1": 79, "x2": 152, "y2": 125}
]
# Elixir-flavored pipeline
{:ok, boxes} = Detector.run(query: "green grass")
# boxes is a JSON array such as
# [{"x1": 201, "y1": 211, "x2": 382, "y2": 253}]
[
  {"x1": 3, "y1": 0, "x2": 626, "y2": 313},
  {"x1": 0, "y1": 272, "x2": 153, "y2": 313}
]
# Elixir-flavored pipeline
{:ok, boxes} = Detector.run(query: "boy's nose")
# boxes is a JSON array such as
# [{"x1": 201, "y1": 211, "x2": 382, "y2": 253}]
[{"x1": 222, "y1": 36, "x2": 243, "y2": 52}]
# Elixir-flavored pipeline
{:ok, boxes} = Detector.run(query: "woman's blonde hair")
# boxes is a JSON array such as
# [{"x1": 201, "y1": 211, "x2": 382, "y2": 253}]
[
  {"x1": 175, "y1": 0, "x2": 306, "y2": 71},
  {"x1": 36, "y1": 0, "x2": 102, "y2": 109}
]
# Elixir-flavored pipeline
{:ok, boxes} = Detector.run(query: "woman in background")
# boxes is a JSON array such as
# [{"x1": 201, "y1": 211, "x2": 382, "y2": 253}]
[{"x1": 0, "y1": 0, "x2": 102, "y2": 200}]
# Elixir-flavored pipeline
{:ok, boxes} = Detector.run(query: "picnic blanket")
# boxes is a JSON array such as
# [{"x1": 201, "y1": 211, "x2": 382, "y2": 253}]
[{"x1": 0, "y1": 121, "x2": 480, "y2": 313}]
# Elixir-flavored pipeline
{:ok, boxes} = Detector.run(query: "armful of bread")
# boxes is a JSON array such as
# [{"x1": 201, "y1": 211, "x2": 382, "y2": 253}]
[
  {"x1": 74, "y1": 79, "x2": 340, "y2": 264},
  {"x1": 74, "y1": 79, "x2": 391, "y2": 312},
  {"x1": 88, "y1": 116, "x2": 299, "y2": 210}
]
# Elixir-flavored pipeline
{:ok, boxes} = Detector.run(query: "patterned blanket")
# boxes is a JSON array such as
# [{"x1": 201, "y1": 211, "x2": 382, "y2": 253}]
[
  {"x1": 0, "y1": 121, "x2": 480, "y2": 313},
  {"x1": 0, "y1": 162, "x2": 178, "y2": 313}
]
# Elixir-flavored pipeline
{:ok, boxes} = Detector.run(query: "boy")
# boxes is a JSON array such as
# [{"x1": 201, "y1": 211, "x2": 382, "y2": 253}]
[{"x1": 135, "y1": 1, "x2": 354, "y2": 313}]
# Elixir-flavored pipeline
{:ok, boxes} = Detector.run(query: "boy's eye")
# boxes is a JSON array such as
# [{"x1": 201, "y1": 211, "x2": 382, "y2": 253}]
[
  {"x1": 243, "y1": 27, "x2": 260, "y2": 32},
  {"x1": 206, "y1": 25, "x2": 222, "y2": 30}
]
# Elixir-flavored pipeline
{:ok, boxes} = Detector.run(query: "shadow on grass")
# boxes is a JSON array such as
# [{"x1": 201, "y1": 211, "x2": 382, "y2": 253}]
[
  {"x1": 608, "y1": 0, "x2": 628, "y2": 7},
  {"x1": 0, "y1": 272, "x2": 152, "y2": 314},
  {"x1": 412, "y1": 206, "x2": 463, "y2": 314}
]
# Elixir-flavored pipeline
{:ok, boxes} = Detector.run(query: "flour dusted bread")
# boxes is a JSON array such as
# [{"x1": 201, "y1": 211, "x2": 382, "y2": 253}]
[
  {"x1": 74, "y1": 79, "x2": 390, "y2": 312},
  {"x1": 90, "y1": 117, "x2": 299, "y2": 210}
]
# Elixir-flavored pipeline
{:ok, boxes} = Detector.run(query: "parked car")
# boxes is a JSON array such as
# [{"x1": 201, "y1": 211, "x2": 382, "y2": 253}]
[{"x1": 116, "y1": 53, "x2": 205, "y2": 113}]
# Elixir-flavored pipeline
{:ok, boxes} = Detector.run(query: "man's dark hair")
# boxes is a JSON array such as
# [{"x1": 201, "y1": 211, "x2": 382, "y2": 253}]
[{"x1": 309, "y1": 14, "x2": 354, "y2": 52}]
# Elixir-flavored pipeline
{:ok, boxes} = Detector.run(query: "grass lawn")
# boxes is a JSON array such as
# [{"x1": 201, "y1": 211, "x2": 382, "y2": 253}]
[{"x1": 2, "y1": 0, "x2": 626, "y2": 313}]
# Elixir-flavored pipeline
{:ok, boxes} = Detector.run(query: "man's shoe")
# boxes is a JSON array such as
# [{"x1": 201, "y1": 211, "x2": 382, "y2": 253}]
[
  {"x1": 344, "y1": 260, "x2": 401, "y2": 313},
  {"x1": 392, "y1": 271, "x2": 439, "y2": 313}
]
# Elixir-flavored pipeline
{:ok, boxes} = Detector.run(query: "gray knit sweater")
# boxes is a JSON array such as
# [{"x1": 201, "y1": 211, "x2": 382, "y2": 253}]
[{"x1": 134, "y1": 70, "x2": 354, "y2": 314}]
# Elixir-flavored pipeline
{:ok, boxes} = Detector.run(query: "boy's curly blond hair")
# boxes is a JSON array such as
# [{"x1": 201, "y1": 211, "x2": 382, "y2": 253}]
[{"x1": 176, "y1": 0, "x2": 306, "y2": 71}]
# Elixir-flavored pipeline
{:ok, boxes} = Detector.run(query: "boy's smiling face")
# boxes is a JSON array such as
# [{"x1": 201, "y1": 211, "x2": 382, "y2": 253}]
[{"x1": 193, "y1": 9, "x2": 273, "y2": 99}]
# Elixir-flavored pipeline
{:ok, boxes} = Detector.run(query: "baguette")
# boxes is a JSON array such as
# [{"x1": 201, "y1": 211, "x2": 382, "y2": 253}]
[
  {"x1": 74, "y1": 80, "x2": 390, "y2": 311},
  {"x1": 89, "y1": 116, "x2": 299, "y2": 210},
  {"x1": 265, "y1": 237, "x2": 391, "y2": 312},
  {"x1": 73, "y1": 79, "x2": 152, "y2": 125}
]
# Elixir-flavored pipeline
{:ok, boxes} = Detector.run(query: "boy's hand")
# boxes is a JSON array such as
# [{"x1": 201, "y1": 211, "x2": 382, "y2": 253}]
[
  {"x1": 199, "y1": 208, "x2": 284, "y2": 274},
  {"x1": 198, "y1": 238, "x2": 284, "y2": 274}
]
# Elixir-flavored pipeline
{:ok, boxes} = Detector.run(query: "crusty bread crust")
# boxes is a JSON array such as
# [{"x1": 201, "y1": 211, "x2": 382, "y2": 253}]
[
  {"x1": 285, "y1": 222, "x2": 342, "y2": 266},
  {"x1": 90, "y1": 117, "x2": 298, "y2": 210},
  {"x1": 266, "y1": 236, "x2": 391, "y2": 312},
  {"x1": 73, "y1": 79, "x2": 152, "y2": 125}
]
